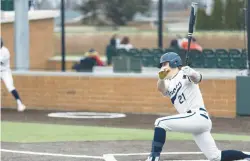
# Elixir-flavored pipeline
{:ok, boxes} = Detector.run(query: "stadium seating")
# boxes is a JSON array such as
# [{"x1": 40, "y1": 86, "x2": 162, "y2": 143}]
[
  {"x1": 241, "y1": 49, "x2": 248, "y2": 69},
  {"x1": 116, "y1": 49, "x2": 128, "y2": 57},
  {"x1": 188, "y1": 50, "x2": 204, "y2": 68},
  {"x1": 152, "y1": 48, "x2": 165, "y2": 67},
  {"x1": 112, "y1": 48, "x2": 247, "y2": 69},
  {"x1": 177, "y1": 49, "x2": 187, "y2": 66},
  {"x1": 229, "y1": 49, "x2": 243, "y2": 69},
  {"x1": 202, "y1": 49, "x2": 217, "y2": 68},
  {"x1": 141, "y1": 48, "x2": 156, "y2": 67},
  {"x1": 216, "y1": 49, "x2": 230, "y2": 68},
  {"x1": 164, "y1": 48, "x2": 176, "y2": 53},
  {"x1": 112, "y1": 56, "x2": 130, "y2": 73},
  {"x1": 129, "y1": 48, "x2": 141, "y2": 59},
  {"x1": 152, "y1": 48, "x2": 164, "y2": 55}
]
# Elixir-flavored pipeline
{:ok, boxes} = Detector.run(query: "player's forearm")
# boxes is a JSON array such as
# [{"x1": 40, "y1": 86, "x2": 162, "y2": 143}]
[
  {"x1": 189, "y1": 70, "x2": 202, "y2": 83},
  {"x1": 157, "y1": 79, "x2": 167, "y2": 94}
]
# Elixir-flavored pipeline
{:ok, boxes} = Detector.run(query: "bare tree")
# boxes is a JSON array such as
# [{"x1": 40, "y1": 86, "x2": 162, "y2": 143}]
[{"x1": 33, "y1": 0, "x2": 53, "y2": 9}]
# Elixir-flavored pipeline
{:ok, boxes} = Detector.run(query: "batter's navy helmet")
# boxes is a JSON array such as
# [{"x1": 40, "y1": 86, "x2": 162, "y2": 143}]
[{"x1": 158, "y1": 52, "x2": 182, "y2": 68}]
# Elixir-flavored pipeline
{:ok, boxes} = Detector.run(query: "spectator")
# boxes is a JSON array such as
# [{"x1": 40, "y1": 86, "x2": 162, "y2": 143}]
[
  {"x1": 84, "y1": 49, "x2": 104, "y2": 66},
  {"x1": 169, "y1": 39, "x2": 180, "y2": 51},
  {"x1": 178, "y1": 36, "x2": 203, "y2": 52},
  {"x1": 111, "y1": 34, "x2": 120, "y2": 48},
  {"x1": 29, "y1": 0, "x2": 35, "y2": 11},
  {"x1": 106, "y1": 39, "x2": 117, "y2": 66},
  {"x1": 117, "y1": 36, "x2": 133, "y2": 51},
  {"x1": 72, "y1": 49, "x2": 104, "y2": 72}
]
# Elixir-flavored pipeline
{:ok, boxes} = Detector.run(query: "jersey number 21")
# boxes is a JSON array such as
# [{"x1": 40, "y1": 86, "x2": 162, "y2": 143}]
[{"x1": 178, "y1": 93, "x2": 186, "y2": 104}]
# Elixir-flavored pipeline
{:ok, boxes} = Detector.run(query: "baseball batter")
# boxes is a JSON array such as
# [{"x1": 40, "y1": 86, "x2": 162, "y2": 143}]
[
  {"x1": 0, "y1": 38, "x2": 26, "y2": 112},
  {"x1": 146, "y1": 52, "x2": 250, "y2": 161}
]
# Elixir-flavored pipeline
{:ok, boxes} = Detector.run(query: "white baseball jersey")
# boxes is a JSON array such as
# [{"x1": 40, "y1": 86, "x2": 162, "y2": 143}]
[
  {"x1": 0, "y1": 46, "x2": 11, "y2": 71},
  {"x1": 1, "y1": 46, "x2": 15, "y2": 92},
  {"x1": 164, "y1": 70, "x2": 205, "y2": 114},
  {"x1": 155, "y1": 69, "x2": 221, "y2": 160}
]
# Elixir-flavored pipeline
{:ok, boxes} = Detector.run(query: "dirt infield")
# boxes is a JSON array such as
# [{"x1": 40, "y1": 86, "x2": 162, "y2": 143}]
[
  {"x1": 1, "y1": 109, "x2": 250, "y2": 161},
  {"x1": 2, "y1": 141, "x2": 250, "y2": 161}
]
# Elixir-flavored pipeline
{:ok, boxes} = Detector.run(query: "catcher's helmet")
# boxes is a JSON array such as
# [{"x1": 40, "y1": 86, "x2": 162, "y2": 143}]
[{"x1": 158, "y1": 52, "x2": 182, "y2": 68}]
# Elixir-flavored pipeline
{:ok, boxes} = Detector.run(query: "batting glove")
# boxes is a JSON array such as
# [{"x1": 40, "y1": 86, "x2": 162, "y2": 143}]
[
  {"x1": 158, "y1": 66, "x2": 170, "y2": 80},
  {"x1": 181, "y1": 66, "x2": 195, "y2": 77}
]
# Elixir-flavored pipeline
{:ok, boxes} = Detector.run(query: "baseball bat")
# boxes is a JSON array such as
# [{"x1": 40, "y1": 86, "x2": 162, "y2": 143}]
[{"x1": 185, "y1": 2, "x2": 198, "y2": 66}]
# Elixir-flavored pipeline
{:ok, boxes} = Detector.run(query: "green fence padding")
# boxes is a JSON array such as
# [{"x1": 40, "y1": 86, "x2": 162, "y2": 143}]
[
  {"x1": 1, "y1": 0, "x2": 14, "y2": 11},
  {"x1": 236, "y1": 76, "x2": 250, "y2": 116}
]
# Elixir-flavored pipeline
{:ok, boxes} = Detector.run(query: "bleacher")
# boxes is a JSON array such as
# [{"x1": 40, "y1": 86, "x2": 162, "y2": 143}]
[{"x1": 113, "y1": 48, "x2": 248, "y2": 69}]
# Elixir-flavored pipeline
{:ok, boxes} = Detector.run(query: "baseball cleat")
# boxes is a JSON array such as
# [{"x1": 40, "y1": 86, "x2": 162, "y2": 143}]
[
  {"x1": 145, "y1": 156, "x2": 160, "y2": 161},
  {"x1": 17, "y1": 104, "x2": 26, "y2": 112}
]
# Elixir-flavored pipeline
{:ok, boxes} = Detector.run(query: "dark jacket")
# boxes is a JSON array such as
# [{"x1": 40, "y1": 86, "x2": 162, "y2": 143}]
[{"x1": 106, "y1": 39, "x2": 117, "y2": 65}]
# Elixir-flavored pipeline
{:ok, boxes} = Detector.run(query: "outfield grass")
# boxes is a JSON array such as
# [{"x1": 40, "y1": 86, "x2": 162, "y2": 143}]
[
  {"x1": 54, "y1": 31, "x2": 245, "y2": 37},
  {"x1": 1, "y1": 122, "x2": 250, "y2": 143},
  {"x1": 54, "y1": 26, "x2": 245, "y2": 35}
]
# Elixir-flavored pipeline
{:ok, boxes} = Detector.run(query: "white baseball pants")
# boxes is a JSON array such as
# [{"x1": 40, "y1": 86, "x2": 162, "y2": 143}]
[
  {"x1": 1, "y1": 70, "x2": 15, "y2": 92},
  {"x1": 155, "y1": 108, "x2": 221, "y2": 161}
]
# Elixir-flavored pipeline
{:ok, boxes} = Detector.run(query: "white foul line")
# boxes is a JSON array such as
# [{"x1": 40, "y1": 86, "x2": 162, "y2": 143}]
[
  {"x1": 103, "y1": 153, "x2": 209, "y2": 161},
  {"x1": 103, "y1": 152, "x2": 204, "y2": 161},
  {"x1": 103, "y1": 151, "x2": 250, "y2": 161},
  {"x1": 2, "y1": 149, "x2": 249, "y2": 161},
  {"x1": 108, "y1": 152, "x2": 203, "y2": 156},
  {"x1": 0, "y1": 149, "x2": 103, "y2": 159}
]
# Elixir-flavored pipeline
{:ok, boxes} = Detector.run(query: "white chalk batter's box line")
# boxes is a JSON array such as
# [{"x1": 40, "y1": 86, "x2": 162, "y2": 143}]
[
  {"x1": 1, "y1": 149, "x2": 249, "y2": 161},
  {"x1": 103, "y1": 152, "x2": 250, "y2": 161},
  {"x1": 103, "y1": 152, "x2": 206, "y2": 161},
  {"x1": 103, "y1": 151, "x2": 250, "y2": 161}
]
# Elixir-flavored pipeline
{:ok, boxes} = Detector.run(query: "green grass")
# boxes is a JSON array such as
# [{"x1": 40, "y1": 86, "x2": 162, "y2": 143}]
[
  {"x1": 54, "y1": 31, "x2": 245, "y2": 37},
  {"x1": 1, "y1": 121, "x2": 250, "y2": 143},
  {"x1": 54, "y1": 26, "x2": 245, "y2": 36}
]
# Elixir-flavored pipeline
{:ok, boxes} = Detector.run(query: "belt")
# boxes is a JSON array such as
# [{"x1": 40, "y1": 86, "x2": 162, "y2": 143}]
[{"x1": 187, "y1": 108, "x2": 207, "y2": 113}]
